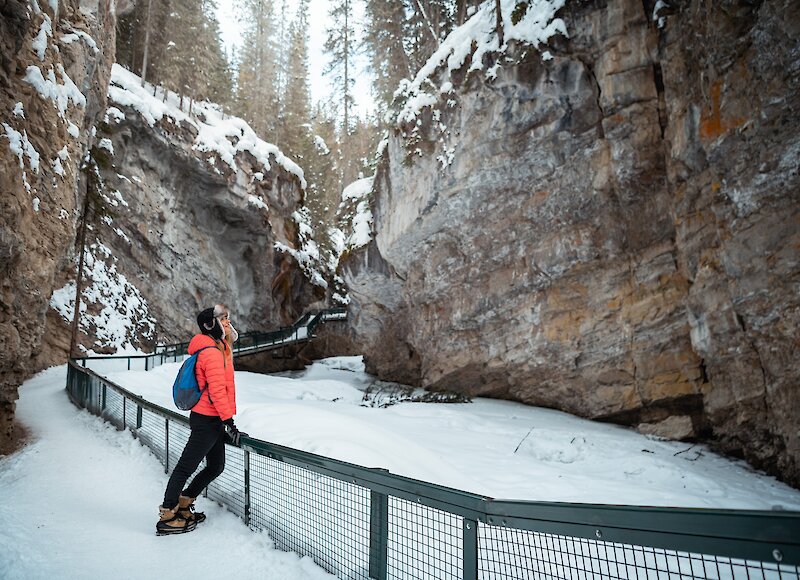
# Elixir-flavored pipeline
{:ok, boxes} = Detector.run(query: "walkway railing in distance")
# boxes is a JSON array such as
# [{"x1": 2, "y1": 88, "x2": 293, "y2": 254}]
[
  {"x1": 77, "y1": 308, "x2": 348, "y2": 375},
  {"x1": 65, "y1": 360, "x2": 800, "y2": 580}
]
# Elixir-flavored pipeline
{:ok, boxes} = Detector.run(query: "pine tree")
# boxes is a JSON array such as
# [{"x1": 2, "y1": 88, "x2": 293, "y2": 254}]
[
  {"x1": 197, "y1": 0, "x2": 234, "y2": 106},
  {"x1": 116, "y1": 0, "x2": 172, "y2": 82},
  {"x1": 234, "y1": 0, "x2": 281, "y2": 138},
  {"x1": 323, "y1": 0, "x2": 357, "y2": 159},
  {"x1": 116, "y1": 0, "x2": 232, "y2": 109},
  {"x1": 405, "y1": 0, "x2": 455, "y2": 74},
  {"x1": 281, "y1": 0, "x2": 311, "y2": 160}
]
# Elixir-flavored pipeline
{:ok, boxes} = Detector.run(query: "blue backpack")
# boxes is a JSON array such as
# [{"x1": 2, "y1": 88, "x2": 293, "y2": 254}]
[{"x1": 172, "y1": 346, "x2": 216, "y2": 410}]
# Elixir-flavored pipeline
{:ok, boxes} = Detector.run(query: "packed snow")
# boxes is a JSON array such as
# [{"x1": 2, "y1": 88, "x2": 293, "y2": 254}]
[
  {"x1": 0, "y1": 367, "x2": 334, "y2": 580},
  {"x1": 24, "y1": 63, "x2": 86, "y2": 118},
  {"x1": 59, "y1": 28, "x2": 100, "y2": 53},
  {"x1": 338, "y1": 176, "x2": 374, "y2": 251},
  {"x1": 49, "y1": 242, "x2": 156, "y2": 353},
  {"x1": 91, "y1": 356, "x2": 800, "y2": 511},
  {"x1": 32, "y1": 15, "x2": 52, "y2": 61},
  {"x1": 97, "y1": 137, "x2": 114, "y2": 155}
]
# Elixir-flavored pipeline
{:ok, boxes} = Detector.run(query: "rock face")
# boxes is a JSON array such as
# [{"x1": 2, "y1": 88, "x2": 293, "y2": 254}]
[
  {"x1": 39, "y1": 66, "x2": 317, "y2": 361},
  {"x1": 0, "y1": 0, "x2": 114, "y2": 451},
  {"x1": 342, "y1": 0, "x2": 800, "y2": 487}
]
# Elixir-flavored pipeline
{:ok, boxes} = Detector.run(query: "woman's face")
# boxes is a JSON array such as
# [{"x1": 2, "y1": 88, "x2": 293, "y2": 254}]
[{"x1": 215, "y1": 309, "x2": 231, "y2": 333}]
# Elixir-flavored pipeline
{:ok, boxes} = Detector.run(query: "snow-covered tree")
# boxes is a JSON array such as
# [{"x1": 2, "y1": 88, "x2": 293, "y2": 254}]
[
  {"x1": 363, "y1": 0, "x2": 411, "y2": 110},
  {"x1": 405, "y1": 0, "x2": 456, "y2": 74}
]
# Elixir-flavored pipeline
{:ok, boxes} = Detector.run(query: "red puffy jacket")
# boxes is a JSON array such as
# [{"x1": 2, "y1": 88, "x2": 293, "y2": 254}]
[{"x1": 188, "y1": 334, "x2": 236, "y2": 421}]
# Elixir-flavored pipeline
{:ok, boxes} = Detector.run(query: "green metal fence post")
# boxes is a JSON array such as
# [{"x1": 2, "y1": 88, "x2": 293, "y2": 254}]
[
  {"x1": 165, "y1": 418, "x2": 170, "y2": 474},
  {"x1": 136, "y1": 404, "x2": 142, "y2": 430},
  {"x1": 244, "y1": 450, "x2": 251, "y2": 527},
  {"x1": 369, "y1": 490, "x2": 388, "y2": 580},
  {"x1": 101, "y1": 383, "x2": 106, "y2": 412},
  {"x1": 463, "y1": 518, "x2": 478, "y2": 580}
]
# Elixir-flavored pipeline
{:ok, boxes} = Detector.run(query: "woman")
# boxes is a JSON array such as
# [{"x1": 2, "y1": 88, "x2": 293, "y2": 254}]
[{"x1": 156, "y1": 306, "x2": 245, "y2": 535}]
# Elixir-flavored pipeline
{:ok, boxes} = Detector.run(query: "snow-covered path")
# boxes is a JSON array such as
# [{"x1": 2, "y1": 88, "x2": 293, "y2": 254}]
[{"x1": 0, "y1": 366, "x2": 333, "y2": 580}]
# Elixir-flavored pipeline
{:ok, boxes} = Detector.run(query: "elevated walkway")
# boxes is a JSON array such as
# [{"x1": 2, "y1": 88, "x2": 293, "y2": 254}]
[{"x1": 77, "y1": 307, "x2": 347, "y2": 375}]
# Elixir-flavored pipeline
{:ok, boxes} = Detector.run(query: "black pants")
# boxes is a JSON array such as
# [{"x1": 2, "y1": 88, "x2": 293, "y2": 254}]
[{"x1": 163, "y1": 412, "x2": 226, "y2": 509}]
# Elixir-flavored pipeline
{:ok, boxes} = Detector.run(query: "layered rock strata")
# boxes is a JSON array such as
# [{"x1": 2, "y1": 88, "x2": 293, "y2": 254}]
[{"x1": 342, "y1": 0, "x2": 800, "y2": 486}]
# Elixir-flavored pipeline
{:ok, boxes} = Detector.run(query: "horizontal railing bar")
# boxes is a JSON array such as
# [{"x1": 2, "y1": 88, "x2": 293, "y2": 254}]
[
  {"x1": 485, "y1": 499, "x2": 800, "y2": 543},
  {"x1": 484, "y1": 500, "x2": 800, "y2": 564}
]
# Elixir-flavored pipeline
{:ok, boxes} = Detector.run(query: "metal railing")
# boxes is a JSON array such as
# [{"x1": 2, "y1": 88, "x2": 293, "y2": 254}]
[
  {"x1": 76, "y1": 308, "x2": 349, "y2": 375},
  {"x1": 65, "y1": 358, "x2": 800, "y2": 580}
]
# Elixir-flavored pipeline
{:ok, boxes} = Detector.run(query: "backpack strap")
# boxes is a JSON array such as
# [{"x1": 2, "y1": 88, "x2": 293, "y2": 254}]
[{"x1": 194, "y1": 346, "x2": 217, "y2": 404}]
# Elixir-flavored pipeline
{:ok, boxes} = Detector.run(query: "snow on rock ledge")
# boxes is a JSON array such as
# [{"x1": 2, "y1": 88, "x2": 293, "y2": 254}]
[{"x1": 108, "y1": 64, "x2": 306, "y2": 189}]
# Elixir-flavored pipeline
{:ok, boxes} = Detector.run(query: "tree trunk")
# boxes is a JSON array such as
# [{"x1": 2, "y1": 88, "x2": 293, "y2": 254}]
[
  {"x1": 343, "y1": 0, "x2": 350, "y2": 157},
  {"x1": 456, "y1": 0, "x2": 467, "y2": 25},
  {"x1": 140, "y1": 0, "x2": 153, "y2": 86},
  {"x1": 495, "y1": 0, "x2": 503, "y2": 47},
  {"x1": 69, "y1": 170, "x2": 92, "y2": 358}
]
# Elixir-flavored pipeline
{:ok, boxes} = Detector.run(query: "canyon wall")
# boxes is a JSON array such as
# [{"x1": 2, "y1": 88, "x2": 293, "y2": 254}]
[
  {"x1": 1, "y1": 0, "x2": 114, "y2": 450},
  {"x1": 342, "y1": 0, "x2": 800, "y2": 486}
]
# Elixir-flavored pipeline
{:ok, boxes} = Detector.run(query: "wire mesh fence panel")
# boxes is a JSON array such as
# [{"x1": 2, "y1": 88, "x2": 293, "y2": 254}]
[
  {"x1": 137, "y1": 408, "x2": 167, "y2": 468},
  {"x1": 207, "y1": 445, "x2": 246, "y2": 519},
  {"x1": 477, "y1": 524, "x2": 800, "y2": 580},
  {"x1": 86, "y1": 375, "x2": 102, "y2": 414},
  {"x1": 248, "y1": 453, "x2": 372, "y2": 579},
  {"x1": 122, "y1": 398, "x2": 138, "y2": 432},
  {"x1": 167, "y1": 419, "x2": 192, "y2": 472},
  {"x1": 387, "y1": 497, "x2": 464, "y2": 580},
  {"x1": 101, "y1": 387, "x2": 125, "y2": 430}
]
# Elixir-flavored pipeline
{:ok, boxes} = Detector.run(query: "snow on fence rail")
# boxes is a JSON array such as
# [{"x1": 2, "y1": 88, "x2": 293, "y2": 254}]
[{"x1": 66, "y1": 344, "x2": 799, "y2": 579}]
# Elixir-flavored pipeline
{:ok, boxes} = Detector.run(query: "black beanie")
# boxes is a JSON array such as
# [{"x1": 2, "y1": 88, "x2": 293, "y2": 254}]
[{"x1": 197, "y1": 307, "x2": 224, "y2": 341}]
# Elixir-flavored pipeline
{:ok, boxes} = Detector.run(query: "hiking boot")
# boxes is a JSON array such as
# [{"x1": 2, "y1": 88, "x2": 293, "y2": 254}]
[
  {"x1": 178, "y1": 495, "x2": 206, "y2": 524},
  {"x1": 156, "y1": 504, "x2": 197, "y2": 536}
]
